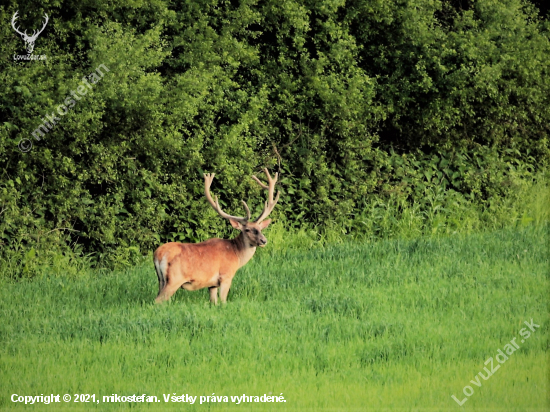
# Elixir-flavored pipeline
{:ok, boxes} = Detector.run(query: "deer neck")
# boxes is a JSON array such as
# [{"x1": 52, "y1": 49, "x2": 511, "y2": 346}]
[{"x1": 231, "y1": 232, "x2": 257, "y2": 268}]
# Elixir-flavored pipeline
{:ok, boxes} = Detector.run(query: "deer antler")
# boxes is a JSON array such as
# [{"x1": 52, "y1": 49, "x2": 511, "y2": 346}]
[
  {"x1": 11, "y1": 12, "x2": 48, "y2": 40},
  {"x1": 28, "y1": 14, "x2": 49, "y2": 41},
  {"x1": 11, "y1": 12, "x2": 49, "y2": 54},
  {"x1": 251, "y1": 168, "x2": 280, "y2": 223},
  {"x1": 204, "y1": 173, "x2": 250, "y2": 224},
  {"x1": 11, "y1": 12, "x2": 27, "y2": 38}
]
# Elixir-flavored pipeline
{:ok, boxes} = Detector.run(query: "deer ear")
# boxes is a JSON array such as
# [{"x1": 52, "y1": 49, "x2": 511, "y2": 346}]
[
  {"x1": 259, "y1": 219, "x2": 271, "y2": 230},
  {"x1": 229, "y1": 219, "x2": 243, "y2": 230}
]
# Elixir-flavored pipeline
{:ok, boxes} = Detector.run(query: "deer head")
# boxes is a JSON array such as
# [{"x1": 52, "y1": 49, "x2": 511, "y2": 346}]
[
  {"x1": 11, "y1": 11, "x2": 49, "y2": 54},
  {"x1": 204, "y1": 168, "x2": 280, "y2": 247}
]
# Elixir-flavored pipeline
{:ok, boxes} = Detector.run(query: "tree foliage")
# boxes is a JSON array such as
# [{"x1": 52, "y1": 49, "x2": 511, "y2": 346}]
[{"x1": 0, "y1": 0, "x2": 548, "y2": 268}]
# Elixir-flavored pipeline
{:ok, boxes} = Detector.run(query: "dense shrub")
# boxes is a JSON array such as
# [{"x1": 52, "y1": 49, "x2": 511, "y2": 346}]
[{"x1": 0, "y1": 0, "x2": 548, "y2": 271}]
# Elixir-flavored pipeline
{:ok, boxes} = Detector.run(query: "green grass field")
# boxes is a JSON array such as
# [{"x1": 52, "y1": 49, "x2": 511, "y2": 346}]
[{"x1": 0, "y1": 225, "x2": 548, "y2": 411}]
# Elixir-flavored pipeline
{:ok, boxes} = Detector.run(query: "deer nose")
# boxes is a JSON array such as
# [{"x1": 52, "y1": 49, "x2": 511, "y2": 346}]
[{"x1": 259, "y1": 238, "x2": 267, "y2": 246}]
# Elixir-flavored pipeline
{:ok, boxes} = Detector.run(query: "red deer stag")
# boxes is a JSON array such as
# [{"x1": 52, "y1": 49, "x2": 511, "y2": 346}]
[{"x1": 153, "y1": 168, "x2": 280, "y2": 304}]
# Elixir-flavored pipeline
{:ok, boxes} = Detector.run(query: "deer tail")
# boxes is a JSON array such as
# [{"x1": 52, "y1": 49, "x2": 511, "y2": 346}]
[{"x1": 154, "y1": 253, "x2": 168, "y2": 292}]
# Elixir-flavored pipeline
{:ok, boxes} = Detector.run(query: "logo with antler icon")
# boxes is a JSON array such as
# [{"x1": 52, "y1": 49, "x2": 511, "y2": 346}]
[{"x1": 11, "y1": 11, "x2": 49, "y2": 54}]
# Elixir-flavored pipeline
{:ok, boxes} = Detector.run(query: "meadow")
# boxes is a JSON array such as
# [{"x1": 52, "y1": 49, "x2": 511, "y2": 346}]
[
  {"x1": 0, "y1": 223, "x2": 548, "y2": 411},
  {"x1": 2, "y1": 1, "x2": 549, "y2": 410}
]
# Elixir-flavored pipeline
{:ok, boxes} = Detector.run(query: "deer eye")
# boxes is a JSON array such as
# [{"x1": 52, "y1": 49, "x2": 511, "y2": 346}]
[
  {"x1": 253, "y1": 229, "x2": 258, "y2": 235},
  {"x1": 245, "y1": 229, "x2": 250, "y2": 232}
]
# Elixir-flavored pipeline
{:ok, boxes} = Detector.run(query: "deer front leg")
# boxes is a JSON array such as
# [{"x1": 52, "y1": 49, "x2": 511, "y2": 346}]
[
  {"x1": 219, "y1": 278, "x2": 233, "y2": 304},
  {"x1": 209, "y1": 286, "x2": 218, "y2": 305}
]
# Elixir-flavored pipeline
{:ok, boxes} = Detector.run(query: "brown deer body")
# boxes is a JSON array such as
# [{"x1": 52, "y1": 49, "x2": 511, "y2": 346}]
[{"x1": 153, "y1": 169, "x2": 279, "y2": 304}]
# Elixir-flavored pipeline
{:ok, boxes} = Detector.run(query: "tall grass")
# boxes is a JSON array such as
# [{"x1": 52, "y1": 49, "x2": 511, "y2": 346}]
[
  {"x1": 0, "y1": 224, "x2": 548, "y2": 410},
  {"x1": 0, "y1": 173, "x2": 548, "y2": 410}
]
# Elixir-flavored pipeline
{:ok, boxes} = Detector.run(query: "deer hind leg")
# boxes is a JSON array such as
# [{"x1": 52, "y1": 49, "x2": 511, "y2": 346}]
[
  {"x1": 155, "y1": 282, "x2": 182, "y2": 303},
  {"x1": 154, "y1": 255, "x2": 184, "y2": 303}
]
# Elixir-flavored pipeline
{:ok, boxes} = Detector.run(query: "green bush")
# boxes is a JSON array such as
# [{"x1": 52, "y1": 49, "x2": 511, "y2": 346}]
[{"x1": 0, "y1": 0, "x2": 548, "y2": 273}]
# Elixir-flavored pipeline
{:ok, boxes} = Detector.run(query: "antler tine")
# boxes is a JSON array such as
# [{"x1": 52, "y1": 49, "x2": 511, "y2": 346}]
[
  {"x1": 241, "y1": 200, "x2": 251, "y2": 221},
  {"x1": 203, "y1": 173, "x2": 248, "y2": 224},
  {"x1": 252, "y1": 168, "x2": 280, "y2": 223},
  {"x1": 251, "y1": 175, "x2": 268, "y2": 190},
  {"x1": 38, "y1": 14, "x2": 48, "y2": 35}
]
